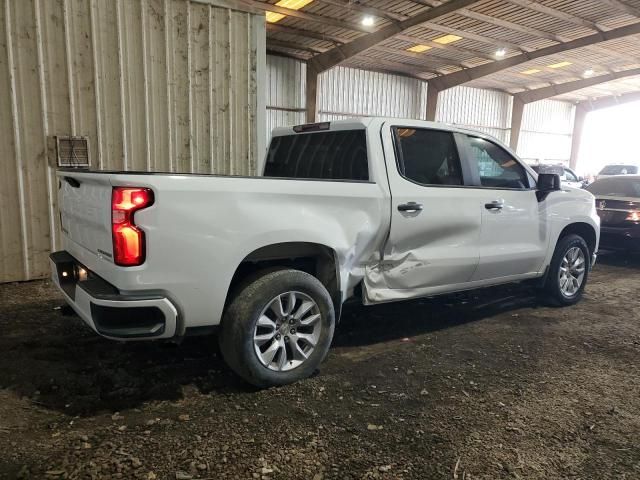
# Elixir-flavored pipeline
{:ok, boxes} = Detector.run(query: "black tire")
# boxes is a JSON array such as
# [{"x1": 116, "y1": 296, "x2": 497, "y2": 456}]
[
  {"x1": 544, "y1": 234, "x2": 590, "y2": 306},
  {"x1": 219, "y1": 269, "x2": 335, "y2": 388}
]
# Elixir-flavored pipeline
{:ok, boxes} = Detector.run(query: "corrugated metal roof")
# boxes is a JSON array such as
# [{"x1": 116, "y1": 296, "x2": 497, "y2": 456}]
[{"x1": 260, "y1": 0, "x2": 640, "y2": 102}]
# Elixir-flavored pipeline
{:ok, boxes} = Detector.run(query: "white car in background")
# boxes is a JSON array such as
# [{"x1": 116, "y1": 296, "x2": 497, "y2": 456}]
[{"x1": 597, "y1": 164, "x2": 639, "y2": 180}]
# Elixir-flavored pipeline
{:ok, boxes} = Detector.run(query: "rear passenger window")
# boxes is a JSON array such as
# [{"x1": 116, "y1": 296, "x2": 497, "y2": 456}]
[
  {"x1": 393, "y1": 128, "x2": 463, "y2": 186},
  {"x1": 467, "y1": 136, "x2": 530, "y2": 189},
  {"x1": 264, "y1": 130, "x2": 369, "y2": 181}
]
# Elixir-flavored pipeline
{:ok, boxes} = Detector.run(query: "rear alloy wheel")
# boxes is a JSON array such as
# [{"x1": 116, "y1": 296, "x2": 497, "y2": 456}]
[
  {"x1": 220, "y1": 269, "x2": 335, "y2": 388},
  {"x1": 253, "y1": 291, "x2": 322, "y2": 372},
  {"x1": 545, "y1": 234, "x2": 590, "y2": 306}
]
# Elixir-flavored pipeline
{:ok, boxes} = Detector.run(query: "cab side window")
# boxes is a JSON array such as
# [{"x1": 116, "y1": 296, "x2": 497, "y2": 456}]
[
  {"x1": 563, "y1": 169, "x2": 578, "y2": 182},
  {"x1": 467, "y1": 136, "x2": 530, "y2": 189},
  {"x1": 393, "y1": 128, "x2": 463, "y2": 186}
]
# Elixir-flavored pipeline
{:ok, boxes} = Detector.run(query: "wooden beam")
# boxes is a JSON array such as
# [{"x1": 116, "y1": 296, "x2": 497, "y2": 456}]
[
  {"x1": 239, "y1": 0, "x2": 370, "y2": 32},
  {"x1": 306, "y1": 65, "x2": 319, "y2": 122},
  {"x1": 426, "y1": 84, "x2": 439, "y2": 121},
  {"x1": 266, "y1": 23, "x2": 348, "y2": 45},
  {"x1": 569, "y1": 105, "x2": 587, "y2": 170},
  {"x1": 514, "y1": 68, "x2": 640, "y2": 103},
  {"x1": 266, "y1": 48, "x2": 309, "y2": 61},
  {"x1": 307, "y1": 0, "x2": 482, "y2": 73},
  {"x1": 428, "y1": 22, "x2": 640, "y2": 91},
  {"x1": 510, "y1": 97, "x2": 524, "y2": 150},
  {"x1": 268, "y1": 39, "x2": 327, "y2": 54}
]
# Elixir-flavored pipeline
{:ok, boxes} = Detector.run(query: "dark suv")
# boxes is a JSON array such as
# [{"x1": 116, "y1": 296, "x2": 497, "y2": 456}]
[{"x1": 587, "y1": 176, "x2": 640, "y2": 252}]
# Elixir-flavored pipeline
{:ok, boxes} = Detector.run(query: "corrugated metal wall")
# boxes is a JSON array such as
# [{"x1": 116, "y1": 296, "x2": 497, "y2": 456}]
[
  {"x1": 317, "y1": 66, "x2": 427, "y2": 122},
  {"x1": 517, "y1": 100, "x2": 575, "y2": 164},
  {"x1": 265, "y1": 52, "x2": 577, "y2": 165},
  {"x1": 435, "y1": 86, "x2": 513, "y2": 145},
  {"x1": 0, "y1": 0, "x2": 265, "y2": 283},
  {"x1": 265, "y1": 57, "x2": 428, "y2": 141},
  {"x1": 266, "y1": 54, "x2": 305, "y2": 142}
]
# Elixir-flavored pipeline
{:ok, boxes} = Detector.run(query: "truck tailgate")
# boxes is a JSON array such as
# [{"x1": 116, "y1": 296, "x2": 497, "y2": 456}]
[{"x1": 58, "y1": 172, "x2": 114, "y2": 263}]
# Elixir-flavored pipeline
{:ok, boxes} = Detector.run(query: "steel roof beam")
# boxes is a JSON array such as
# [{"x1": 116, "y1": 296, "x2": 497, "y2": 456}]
[
  {"x1": 579, "y1": 90, "x2": 640, "y2": 110},
  {"x1": 427, "y1": 22, "x2": 640, "y2": 91},
  {"x1": 514, "y1": 68, "x2": 640, "y2": 103},
  {"x1": 266, "y1": 23, "x2": 348, "y2": 45},
  {"x1": 307, "y1": 0, "x2": 483, "y2": 73}
]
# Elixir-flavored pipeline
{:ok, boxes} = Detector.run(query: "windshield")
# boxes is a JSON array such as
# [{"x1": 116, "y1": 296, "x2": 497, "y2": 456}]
[
  {"x1": 586, "y1": 177, "x2": 640, "y2": 198},
  {"x1": 599, "y1": 165, "x2": 638, "y2": 175}
]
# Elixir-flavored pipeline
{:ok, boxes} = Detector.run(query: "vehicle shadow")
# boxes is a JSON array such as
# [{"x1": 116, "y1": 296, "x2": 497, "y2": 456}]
[
  {"x1": 596, "y1": 250, "x2": 640, "y2": 268},
  {"x1": 0, "y1": 282, "x2": 541, "y2": 417},
  {"x1": 334, "y1": 283, "x2": 539, "y2": 347}
]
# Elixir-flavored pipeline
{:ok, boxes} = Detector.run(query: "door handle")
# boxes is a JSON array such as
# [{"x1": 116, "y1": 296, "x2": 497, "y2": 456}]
[
  {"x1": 485, "y1": 200, "x2": 504, "y2": 210},
  {"x1": 397, "y1": 202, "x2": 423, "y2": 213}
]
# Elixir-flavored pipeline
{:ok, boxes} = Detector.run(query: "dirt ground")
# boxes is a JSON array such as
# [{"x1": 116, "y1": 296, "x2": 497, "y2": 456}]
[{"x1": 0, "y1": 254, "x2": 639, "y2": 480}]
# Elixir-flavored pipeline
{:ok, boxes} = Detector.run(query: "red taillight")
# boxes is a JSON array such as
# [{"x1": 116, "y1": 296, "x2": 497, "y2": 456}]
[{"x1": 112, "y1": 187, "x2": 154, "y2": 266}]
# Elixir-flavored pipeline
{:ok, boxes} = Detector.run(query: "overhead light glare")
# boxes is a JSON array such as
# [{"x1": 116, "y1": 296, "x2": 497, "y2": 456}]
[
  {"x1": 495, "y1": 48, "x2": 506, "y2": 57},
  {"x1": 583, "y1": 68, "x2": 594, "y2": 77},
  {"x1": 548, "y1": 61, "x2": 573, "y2": 69},
  {"x1": 266, "y1": 0, "x2": 314, "y2": 23},
  {"x1": 433, "y1": 34, "x2": 462, "y2": 44},
  {"x1": 266, "y1": 12, "x2": 286, "y2": 22},
  {"x1": 522, "y1": 68, "x2": 541, "y2": 75},
  {"x1": 361, "y1": 15, "x2": 375, "y2": 27},
  {"x1": 407, "y1": 44, "x2": 432, "y2": 53}
]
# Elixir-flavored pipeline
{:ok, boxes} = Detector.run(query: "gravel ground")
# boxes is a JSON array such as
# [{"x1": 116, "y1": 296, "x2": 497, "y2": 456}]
[{"x1": 0, "y1": 254, "x2": 639, "y2": 479}]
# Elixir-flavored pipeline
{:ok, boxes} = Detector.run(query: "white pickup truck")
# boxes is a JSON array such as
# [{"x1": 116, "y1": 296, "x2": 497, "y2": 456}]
[{"x1": 51, "y1": 118, "x2": 600, "y2": 387}]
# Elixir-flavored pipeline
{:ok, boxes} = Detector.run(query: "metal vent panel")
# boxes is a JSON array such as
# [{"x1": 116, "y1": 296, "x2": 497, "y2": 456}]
[{"x1": 56, "y1": 136, "x2": 90, "y2": 167}]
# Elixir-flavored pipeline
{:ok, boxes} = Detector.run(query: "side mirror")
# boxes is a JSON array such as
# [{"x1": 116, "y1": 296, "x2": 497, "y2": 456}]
[{"x1": 536, "y1": 173, "x2": 561, "y2": 201}]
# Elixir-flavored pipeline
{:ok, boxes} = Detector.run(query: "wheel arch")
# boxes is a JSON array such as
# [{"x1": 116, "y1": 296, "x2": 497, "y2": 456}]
[
  {"x1": 226, "y1": 242, "x2": 342, "y2": 320},
  {"x1": 557, "y1": 222, "x2": 597, "y2": 256}
]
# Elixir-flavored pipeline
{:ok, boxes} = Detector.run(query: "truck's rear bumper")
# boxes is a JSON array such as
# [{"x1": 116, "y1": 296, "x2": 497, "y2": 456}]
[{"x1": 50, "y1": 251, "x2": 179, "y2": 340}]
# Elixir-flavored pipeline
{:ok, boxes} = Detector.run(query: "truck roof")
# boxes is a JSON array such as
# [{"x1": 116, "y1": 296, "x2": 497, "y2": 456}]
[{"x1": 271, "y1": 117, "x2": 505, "y2": 147}]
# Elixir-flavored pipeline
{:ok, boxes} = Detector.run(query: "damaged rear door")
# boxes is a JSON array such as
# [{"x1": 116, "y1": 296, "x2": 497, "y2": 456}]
[{"x1": 365, "y1": 123, "x2": 483, "y2": 302}]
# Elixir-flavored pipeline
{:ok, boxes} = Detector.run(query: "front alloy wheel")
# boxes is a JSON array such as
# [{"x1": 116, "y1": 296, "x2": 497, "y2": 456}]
[
  {"x1": 558, "y1": 246, "x2": 586, "y2": 298},
  {"x1": 545, "y1": 233, "x2": 590, "y2": 306}
]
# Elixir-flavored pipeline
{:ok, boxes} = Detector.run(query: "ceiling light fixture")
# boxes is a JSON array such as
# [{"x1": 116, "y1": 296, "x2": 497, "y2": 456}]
[
  {"x1": 361, "y1": 15, "x2": 375, "y2": 27},
  {"x1": 522, "y1": 68, "x2": 541, "y2": 75},
  {"x1": 495, "y1": 48, "x2": 506, "y2": 57},
  {"x1": 433, "y1": 34, "x2": 462, "y2": 44},
  {"x1": 407, "y1": 44, "x2": 432, "y2": 53},
  {"x1": 584, "y1": 68, "x2": 594, "y2": 77},
  {"x1": 265, "y1": 0, "x2": 314, "y2": 23},
  {"x1": 548, "y1": 61, "x2": 573, "y2": 69}
]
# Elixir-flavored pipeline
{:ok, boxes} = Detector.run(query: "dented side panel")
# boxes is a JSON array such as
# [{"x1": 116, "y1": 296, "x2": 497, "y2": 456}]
[{"x1": 364, "y1": 121, "x2": 486, "y2": 303}]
